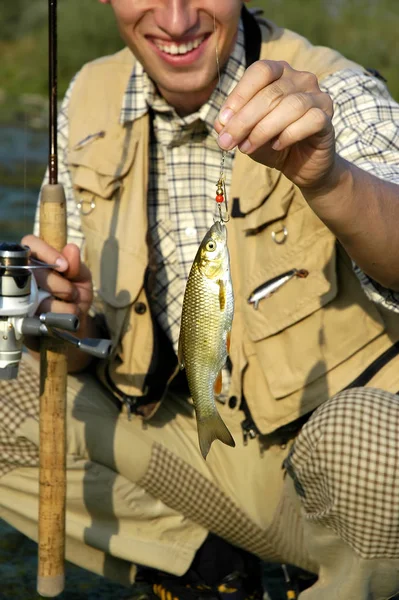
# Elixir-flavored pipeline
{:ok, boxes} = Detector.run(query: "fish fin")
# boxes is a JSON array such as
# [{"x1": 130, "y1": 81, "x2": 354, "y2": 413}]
[
  {"x1": 214, "y1": 371, "x2": 223, "y2": 395},
  {"x1": 254, "y1": 299, "x2": 259, "y2": 310},
  {"x1": 218, "y1": 279, "x2": 226, "y2": 311},
  {"x1": 177, "y1": 331, "x2": 185, "y2": 369},
  {"x1": 197, "y1": 411, "x2": 235, "y2": 460},
  {"x1": 226, "y1": 331, "x2": 231, "y2": 354}
]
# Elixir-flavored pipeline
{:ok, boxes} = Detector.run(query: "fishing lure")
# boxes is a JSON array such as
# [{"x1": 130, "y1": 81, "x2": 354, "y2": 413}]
[
  {"x1": 248, "y1": 268, "x2": 309, "y2": 309},
  {"x1": 214, "y1": 151, "x2": 229, "y2": 223}
]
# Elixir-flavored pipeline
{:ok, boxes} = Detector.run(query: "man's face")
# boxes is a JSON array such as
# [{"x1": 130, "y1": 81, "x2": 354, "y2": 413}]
[{"x1": 101, "y1": 0, "x2": 245, "y2": 111}]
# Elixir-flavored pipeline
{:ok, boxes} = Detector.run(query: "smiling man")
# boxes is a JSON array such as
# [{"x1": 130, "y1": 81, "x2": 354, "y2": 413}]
[
  {"x1": 105, "y1": 0, "x2": 243, "y2": 115},
  {"x1": 1, "y1": 1, "x2": 399, "y2": 599}
]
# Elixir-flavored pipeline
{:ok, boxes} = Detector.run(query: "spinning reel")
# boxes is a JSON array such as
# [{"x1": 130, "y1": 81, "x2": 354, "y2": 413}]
[{"x1": 0, "y1": 241, "x2": 112, "y2": 380}]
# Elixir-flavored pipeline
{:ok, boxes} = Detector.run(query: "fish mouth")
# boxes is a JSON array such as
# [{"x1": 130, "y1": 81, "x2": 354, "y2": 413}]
[{"x1": 212, "y1": 220, "x2": 226, "y2": 237}]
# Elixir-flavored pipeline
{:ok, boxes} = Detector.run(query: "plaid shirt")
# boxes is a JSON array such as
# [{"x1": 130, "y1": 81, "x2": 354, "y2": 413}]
[{"x1": 35, "y1": 24, "x2": 399, "y2": 388}]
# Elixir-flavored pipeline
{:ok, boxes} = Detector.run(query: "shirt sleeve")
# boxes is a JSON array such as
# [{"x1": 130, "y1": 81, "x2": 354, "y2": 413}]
[
  {"x1": 321, "y1": 68, "x2": 399, "y2": 312},
  {"x1": 321, "y1": 68, "x2": 399, "y2": 184},
  {"x1": 34, "y1": 75, "x2": 86, "y2": 254}
]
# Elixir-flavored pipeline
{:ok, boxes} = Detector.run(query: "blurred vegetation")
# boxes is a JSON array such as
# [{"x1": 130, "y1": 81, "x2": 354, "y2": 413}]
[
  {"x1": 0, "y1": 0, "x2": 122, "y2": 100},
  {"x1": 253, "y1": 0, "x2": 399, "y2": 99},
  {"x1": 0, "y1": 0, "x2": 398, "y2": 104}
]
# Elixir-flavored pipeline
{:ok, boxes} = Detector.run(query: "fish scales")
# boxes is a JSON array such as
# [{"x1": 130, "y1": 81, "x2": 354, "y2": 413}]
[
  {"x1": 178, "y1": 221, "x2": 235, "y2": 459},
  {"x1": 182, "y1": 263, "x2": 230, "y2": 415}
]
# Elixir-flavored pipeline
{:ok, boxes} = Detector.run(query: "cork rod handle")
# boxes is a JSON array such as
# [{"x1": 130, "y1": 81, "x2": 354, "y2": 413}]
[{"x1": 37, "y1": 183, "x2": 67, "y2": 598}]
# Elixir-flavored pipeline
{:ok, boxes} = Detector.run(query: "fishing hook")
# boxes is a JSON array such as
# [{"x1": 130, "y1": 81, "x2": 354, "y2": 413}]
[
  {"x1": 215, "y1": 156, "x2": 230, "y2": 223},
  {"x1": 217, "y1": 201, "x2": 230, "y2": 224}
]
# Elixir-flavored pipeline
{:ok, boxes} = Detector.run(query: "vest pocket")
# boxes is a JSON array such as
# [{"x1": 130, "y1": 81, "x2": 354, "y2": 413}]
[
  {"x1": 68, "y1": 121, "x2": 138, "y2": 200},
  {"x1": 242, "y1": 236, "x2": 385, "y2": 399}
]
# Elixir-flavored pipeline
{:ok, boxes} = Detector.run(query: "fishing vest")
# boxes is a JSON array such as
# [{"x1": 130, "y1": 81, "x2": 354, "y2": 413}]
[{"x1": 66, "y1": 15, "x2": 399, "y2": 434}]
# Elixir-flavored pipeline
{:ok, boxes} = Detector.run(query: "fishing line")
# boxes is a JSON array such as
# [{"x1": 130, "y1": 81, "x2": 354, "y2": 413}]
[
  {"x1": 23, "y1": 111, "x2": 28, "y2": 235},
  {"x1": 212, "y1": 3, "x2": 229, "y2": 223}
]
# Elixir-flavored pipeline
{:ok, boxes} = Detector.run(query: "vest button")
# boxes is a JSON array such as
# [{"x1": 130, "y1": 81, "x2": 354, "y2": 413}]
[
  {"x1": 228, "y1": 396, "x2": 238, "y2": 409},
  {"x1": 134, "y1": 302, "x2": 147, "y2": 315}
]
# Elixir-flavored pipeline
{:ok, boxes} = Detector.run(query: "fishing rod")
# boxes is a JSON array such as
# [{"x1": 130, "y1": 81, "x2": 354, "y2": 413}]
[
  {"x1": 36, "y1": 0, "x2": 68, "y2": 595},
  {"x1": 0, "y1": 5, "x2": 112, "y2": 595},
  {"x1": 36, "y1": 3, "x2": 113, "y2": 595}
]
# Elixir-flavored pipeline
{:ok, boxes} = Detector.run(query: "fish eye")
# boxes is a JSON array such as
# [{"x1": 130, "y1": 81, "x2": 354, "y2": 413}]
[{"x1": 206, "y1": 240, "x2": 216, "y2": 252}]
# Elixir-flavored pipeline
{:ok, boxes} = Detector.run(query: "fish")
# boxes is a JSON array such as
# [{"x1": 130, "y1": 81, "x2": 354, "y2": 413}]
[
  {"x1": 248, "y1": 268, "x2": 308, "y2": 309},
  {"x1": 178, "y1": 220, "x2": 235, "y2": 459}
]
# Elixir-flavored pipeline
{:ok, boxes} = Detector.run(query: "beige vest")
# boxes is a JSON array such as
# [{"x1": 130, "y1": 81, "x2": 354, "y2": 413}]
[{"x1": 67, "y1": 18, "x2": 399, "y2": 434}]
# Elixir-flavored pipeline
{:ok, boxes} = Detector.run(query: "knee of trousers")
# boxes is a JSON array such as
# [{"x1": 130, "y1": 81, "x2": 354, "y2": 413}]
[{"x1": 284, "y1": 387, "x2": 399, "y2": 559}]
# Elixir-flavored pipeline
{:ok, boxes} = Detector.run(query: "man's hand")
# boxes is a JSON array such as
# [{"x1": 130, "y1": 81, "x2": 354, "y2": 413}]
[
  {"x1": 215, "y1": 60, "x2": 336, "y2": 192},
  {"x1": 22, "y1": 235, "x2": 93, "y2": 320},
  {"x1": 215, "y1": 60, "x2": 399, "y2": 291},
  {"x1": 21, "y1": 235, "x2": 97, "y2": 371}
]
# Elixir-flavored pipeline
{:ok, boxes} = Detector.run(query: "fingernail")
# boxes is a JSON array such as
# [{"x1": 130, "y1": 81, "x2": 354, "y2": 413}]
[
  {"x1": 219, "y1": 107, "x2": 234, "y2": 126},
  {"x1": 239, "y1": 139, "x2": 251, "y2": 154},
  {"x1": 55, "y1": 257, "x2": 68, "y2": 271},
  {"x1": 218, "y1": 132, "x2": 233, "y2": 150},
  {"x1": 272, "y1": 139, "x2": 281, "y2": 150}
]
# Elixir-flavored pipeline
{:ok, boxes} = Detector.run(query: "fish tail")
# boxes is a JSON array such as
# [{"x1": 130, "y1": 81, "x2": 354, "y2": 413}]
[{"x1": 197, "y1": 411, "x2": 235, "y2": 460}]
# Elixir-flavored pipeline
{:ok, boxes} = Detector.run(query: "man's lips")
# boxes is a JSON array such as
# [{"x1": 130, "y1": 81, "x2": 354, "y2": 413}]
[
  {"x1": 153, "y1": 34, "x2": 206, "y2": 54},
  {"x1": 147, "y1": 33, "x2": 211, "y2": 65}
]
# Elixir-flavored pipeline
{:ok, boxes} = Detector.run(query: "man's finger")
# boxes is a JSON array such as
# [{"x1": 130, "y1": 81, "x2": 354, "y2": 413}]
[
  {"x1": 216, "y1": 68, "x2": 327, "y2": 151},
  {"x1": 38, "y1": 296, "x2": 80, "y2": 317},
  {"x1": 237, "y1": 91, "x2": 331, "y2": 155},
  {"x1": 22, "y1": 234, "x2": 69, "y2": 272},
  {"x1": 217, "y1": 60, "x2": 286, "y2": 127},
  {"x1": 272, "y1": 107, "x2": 332, "y2": 151},
  {"x1": 34, "y1": 269, "x2": 78, "y2": 303},
  {"x1": 61, "y1": 243, "x2": 84, "y2": 281}
]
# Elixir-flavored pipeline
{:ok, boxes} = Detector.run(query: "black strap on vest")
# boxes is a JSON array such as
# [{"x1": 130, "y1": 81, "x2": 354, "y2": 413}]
[
  {"x1": 242, "y1": 6, "x2": 263, "y2": 68},
  {"x1": 343, "y1": 341, "x2": 399, "y2": 390},
  {"x1": 230, "y1": 7, "x2": 263, "y2": 222}
]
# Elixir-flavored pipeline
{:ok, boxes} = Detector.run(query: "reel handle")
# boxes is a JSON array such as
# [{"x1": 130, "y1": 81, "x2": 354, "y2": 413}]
[{"x1": 40, "y1": 312, "x2": 79, "y2": 332}]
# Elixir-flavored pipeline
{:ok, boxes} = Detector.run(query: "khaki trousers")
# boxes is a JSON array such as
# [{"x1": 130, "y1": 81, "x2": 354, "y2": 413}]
[{"x1": 1, "y1": 354, "x2": 399, "y2": 599}]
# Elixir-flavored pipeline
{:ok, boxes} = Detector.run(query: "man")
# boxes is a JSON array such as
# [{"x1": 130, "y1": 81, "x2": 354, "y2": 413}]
[{"x1": 1, "y1": 1, "x2": 399, "y2": 598}]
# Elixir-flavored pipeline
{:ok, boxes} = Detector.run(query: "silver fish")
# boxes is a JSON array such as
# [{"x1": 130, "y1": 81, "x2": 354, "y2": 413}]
[{"x1": 178, "y1": 221, "x2": 235, "y2": 459}]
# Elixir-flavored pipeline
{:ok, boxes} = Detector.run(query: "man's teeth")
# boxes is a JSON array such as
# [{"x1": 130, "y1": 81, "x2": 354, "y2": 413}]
[{"x1": 155, "y1": 36, "x2": 205, "y2": 55}]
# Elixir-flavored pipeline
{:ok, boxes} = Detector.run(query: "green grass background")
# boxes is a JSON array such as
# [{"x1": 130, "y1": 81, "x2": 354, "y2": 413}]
[{"x1": 0, "y1": 0, "x2": 398, "y2": 101}]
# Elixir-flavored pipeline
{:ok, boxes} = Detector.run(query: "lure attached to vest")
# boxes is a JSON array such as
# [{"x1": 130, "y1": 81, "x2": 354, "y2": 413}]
[{"x1": 248, "y1": 268, "x2": 309, "y2": 309}]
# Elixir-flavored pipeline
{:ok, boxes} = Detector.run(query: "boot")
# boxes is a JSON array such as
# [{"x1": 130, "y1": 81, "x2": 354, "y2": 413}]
[{"x1": 128, "y1": 534, "x2": 263, "y2": 600}]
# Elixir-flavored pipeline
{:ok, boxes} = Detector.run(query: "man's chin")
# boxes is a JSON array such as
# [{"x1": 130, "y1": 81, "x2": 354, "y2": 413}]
[{"x1": 157, "y1": 73, "x2": 216, "y2": 97}]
